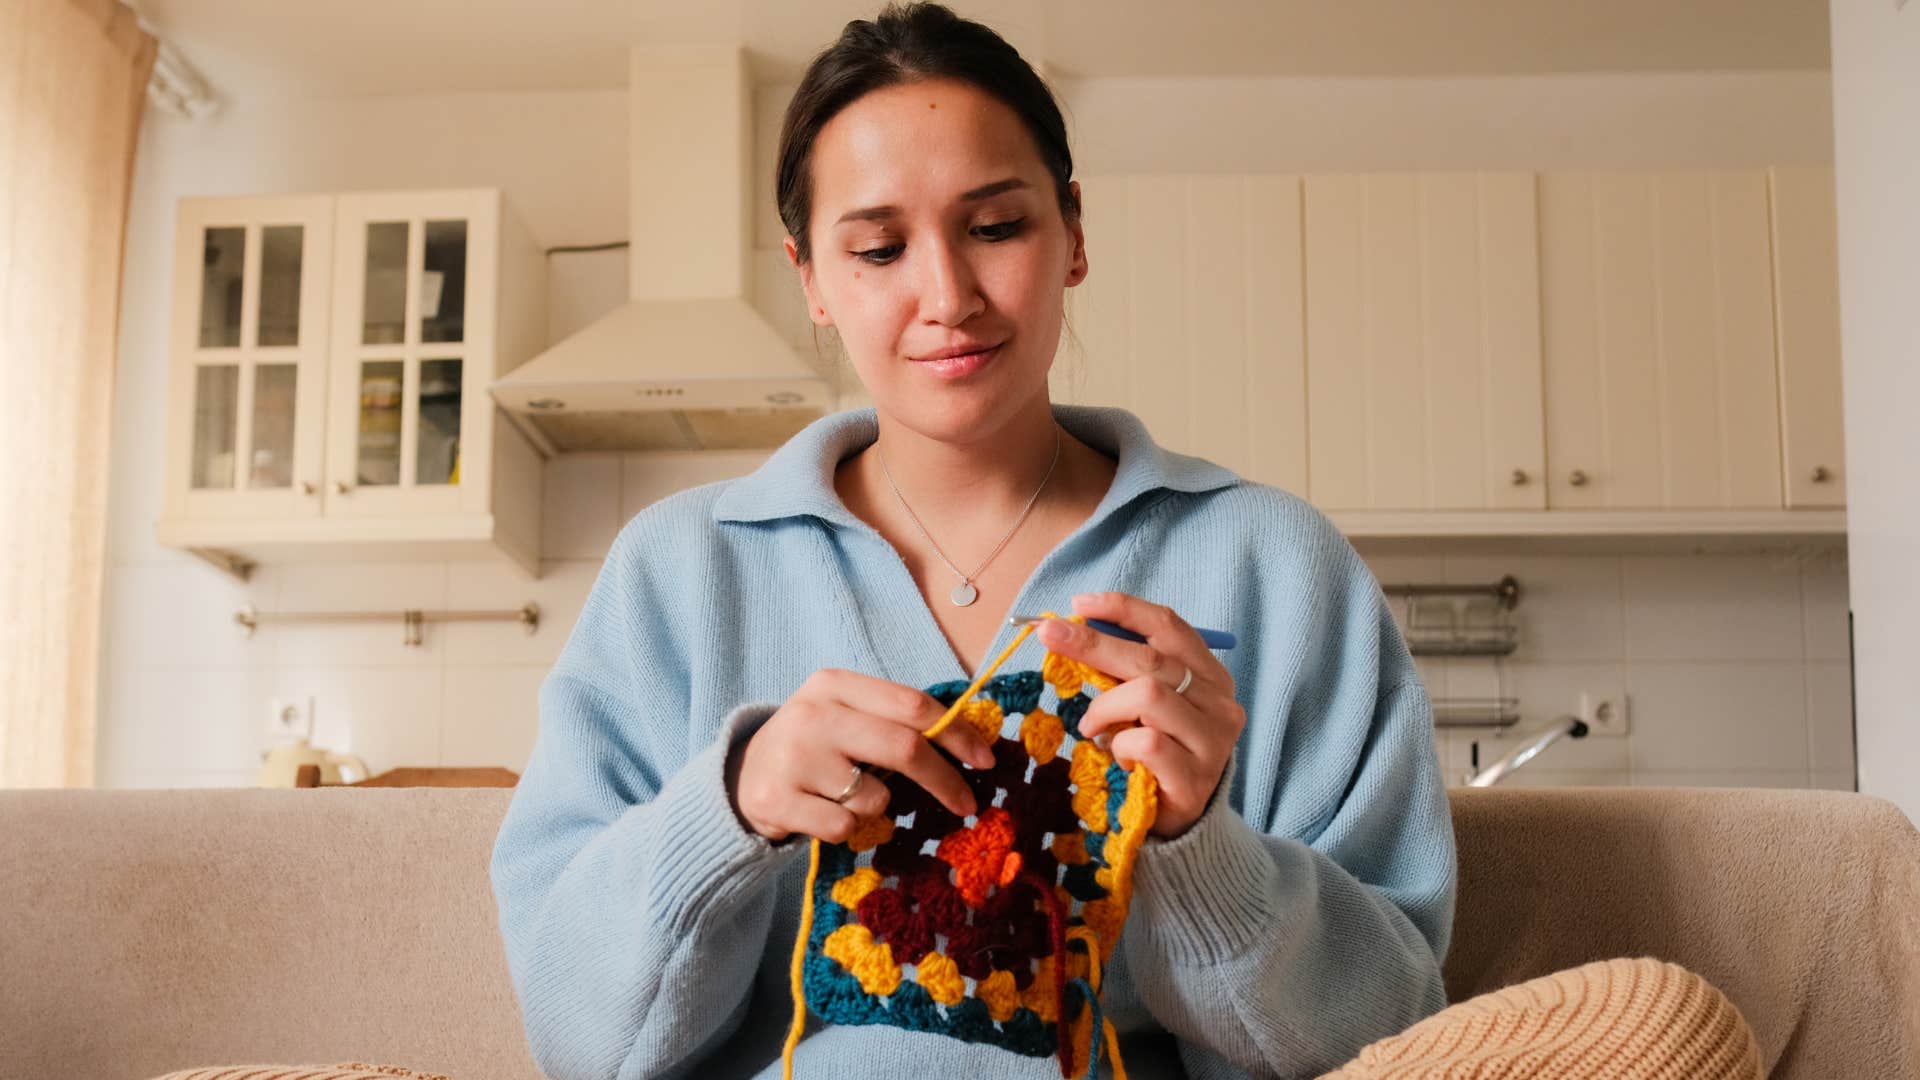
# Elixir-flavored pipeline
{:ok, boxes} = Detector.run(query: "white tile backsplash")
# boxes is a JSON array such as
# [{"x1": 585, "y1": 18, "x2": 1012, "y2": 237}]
[
  {"x1": 543, "y1": 454, "x2": 624, "y2": 560},
  {"x1": 443, "y1": 558, "x2": 600, "y2": 668},
  {"x1": 1622, "y1": 554, "x2": 1806, "y2": 662},
  {"x1": 276, "y1": 664, "x2": 446, "y2": 769},
  {"x1": 1358, "y1": 544, "x2": 1851, "y2": 790},
  {"x1": 99, "y1": 448, "x2": 1856, "y2": 791},
  {"x1": 440, "y1": 664, "x2": 548, "y2": 769},
  {"x1": 1443, "y1": 554, "x2": 1625, "y2": 662},
  {"x1": 1805, "y1": 661, "x2": 1856, "y2": 774},
  {"x1": 1625, "y1": 662, "x2": 1809, "y2": 774},
  {"x1": 1800, "y1": 552, "x2": 1852, "y2": 661}
]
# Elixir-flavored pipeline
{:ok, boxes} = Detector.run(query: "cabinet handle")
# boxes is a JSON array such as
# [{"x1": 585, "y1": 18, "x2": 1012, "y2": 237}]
[
  {"x1": 333, "y1": 481, "x2": 351, "y2": 496},
  {"x1": 1510, "y1": 468, "x2": 1530, "y2": 487},
  {"x1": 300, "y1": 481, "x2": 316, "y2": 496},
  {"x1": 1568, "y1": 469, "x2": 1589, "y2": 487},
  {"x1": 1811, "y1": 465, "x2": 1832, "y2": 483}
]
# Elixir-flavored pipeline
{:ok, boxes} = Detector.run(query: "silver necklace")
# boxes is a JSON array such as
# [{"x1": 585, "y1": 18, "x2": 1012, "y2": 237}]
[{"x1": 877, "y1": 426, "x2": 1062, "y2": 607}]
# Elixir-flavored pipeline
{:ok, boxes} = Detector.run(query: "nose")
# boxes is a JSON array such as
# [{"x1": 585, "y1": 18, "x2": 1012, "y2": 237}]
[{"x1": 917, "y1": 235, "x2": 984, "y2": 327}]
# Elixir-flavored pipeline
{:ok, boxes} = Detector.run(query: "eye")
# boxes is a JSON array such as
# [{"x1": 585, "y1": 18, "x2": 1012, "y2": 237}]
[
  {"x1": 847, "y1": 218, "x2": 1027, "y2": 267},
  {"x1": 975, "y1": 218, "x2": 1026, "y2": 241}
]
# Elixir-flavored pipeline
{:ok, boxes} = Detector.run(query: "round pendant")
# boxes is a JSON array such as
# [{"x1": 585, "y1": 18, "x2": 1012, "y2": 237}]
[{"x1": 950, "y1": 581, "x2": 979, "y2": 607}]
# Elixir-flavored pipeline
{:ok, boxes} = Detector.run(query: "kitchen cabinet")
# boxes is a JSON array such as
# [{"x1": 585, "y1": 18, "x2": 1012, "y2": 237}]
[
  {"x1": 1302, "y1": 172, "x2": 1545, "y2": 511},
  {"x1": 1538, "y1": 170, "x2": 1783, "y2": 510},
  {"x1": 1058, "y1": 167, "x2": 1845, "y2": 542},
  {"x1": 157, "y1": 188, "x2": 548, "y2": 577},
  {"x1": 1768, "y1": 167, "x2": 1848, "y2": 509},
  {"x1": 1053, "y1": 174, "x2": 1308, "y2": 496}
]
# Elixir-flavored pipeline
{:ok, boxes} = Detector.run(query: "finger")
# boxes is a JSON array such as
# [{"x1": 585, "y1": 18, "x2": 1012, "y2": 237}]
[
  {"x1": 1076, "y1": 675, "x2": 1218, "y2": 758},
  {"x1": 1070, "y1": 592, "x2": 1228, "y2": 680},
  {"x1": 813, "y1": 669, "x2": 995, "y2": 768},
  {"x1": 834, "y1": 766, "x2": 894, "y2": 821},
  {"x1": 839, "y1": 713, "x2": 980, "y2": 820},
  {"x1": 786, "y1": 798, "x2": 862, "y2": 845},
  {"x1": 1109, "y1": 723, "x2": 1205, "y2": 806},
  {"x1": 1037, "y1": 614, "x2": 1178, "y2": 687}
]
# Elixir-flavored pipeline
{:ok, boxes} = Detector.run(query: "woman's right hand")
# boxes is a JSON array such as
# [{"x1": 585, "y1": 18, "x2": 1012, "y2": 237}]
[{"x1": 730, "y1": 668, "x2": 998, "y2": 844}]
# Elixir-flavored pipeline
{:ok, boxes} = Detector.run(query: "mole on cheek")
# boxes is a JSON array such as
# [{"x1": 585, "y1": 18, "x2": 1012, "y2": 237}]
[{"x1": 854, "y1": 271, "x2": 862, "y2": 279}]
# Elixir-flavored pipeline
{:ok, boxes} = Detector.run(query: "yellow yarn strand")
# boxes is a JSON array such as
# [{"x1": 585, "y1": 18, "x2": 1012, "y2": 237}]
[
  {"x1": 1066, "y1": 925, "x2": 1129, "y2": 1080},
  {"x1": 782, "y1": 835, "x2": 822, "y2": 1076},
  {"x1": 781, "y1": 613, "x2": 1074, "y2": 1079}
]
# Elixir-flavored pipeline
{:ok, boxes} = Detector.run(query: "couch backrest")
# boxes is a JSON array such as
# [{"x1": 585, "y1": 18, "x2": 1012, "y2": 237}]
[
  {"x1": 1447, "y1": 786, "x2": 1920, "y2": 1080},
  {"x1": 1, "y1": 786, "x2": 1914, "y2": 1080}
]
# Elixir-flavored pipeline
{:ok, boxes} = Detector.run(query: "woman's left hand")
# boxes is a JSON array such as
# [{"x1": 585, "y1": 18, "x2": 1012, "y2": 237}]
[{"x1": 1036, "y1": 591, "x2": 1245, "y2": 840}]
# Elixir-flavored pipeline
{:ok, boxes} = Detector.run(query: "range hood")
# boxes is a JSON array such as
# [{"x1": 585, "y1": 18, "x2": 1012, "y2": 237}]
[{"x1": 491, "y1": 45, "x2": 837, "y2": 452}]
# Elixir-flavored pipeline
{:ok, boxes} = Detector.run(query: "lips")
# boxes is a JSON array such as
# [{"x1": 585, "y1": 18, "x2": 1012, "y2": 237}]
[
  {"x1": 913, "y1": 339, "x2": 1004, "y2": 362},
  {"x1": 912, "y1": 342, "x2": 1000, "y2": 380}
]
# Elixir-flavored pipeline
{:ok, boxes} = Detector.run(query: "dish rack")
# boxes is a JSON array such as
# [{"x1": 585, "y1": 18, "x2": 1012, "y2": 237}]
[{"x1": 1383, "y1": 575, "x2": 1523, "y2": 727}]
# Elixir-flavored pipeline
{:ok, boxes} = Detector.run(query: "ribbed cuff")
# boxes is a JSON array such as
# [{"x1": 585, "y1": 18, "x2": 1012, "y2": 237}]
[
  {"x1": 628, "y1": 701, "x2": 796, "y2": 934},
  {"x1": 1130, "y1": 751, "x2": 1288, "y2": 966}
]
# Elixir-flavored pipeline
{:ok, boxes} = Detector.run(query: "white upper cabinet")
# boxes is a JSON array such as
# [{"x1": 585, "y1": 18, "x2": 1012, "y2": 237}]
[
  {"x1": 158, "y1": 188, "x2": 548, "y2": 576},
  {"x1": 1054, "y1": 175, "x2": 1309, "y2": 496},
  {"x1": 1058, "y1": 167, "x2": 1843, "y2": 531},
  {"x1": 1768, "y1": 166, "x2": 1848, "y2": 509},
  {"x1": 1303, "y1": 172, "x2": 1546, "y2": 511},
  {"x1": 164, "y1": 196, "x2": 334, "y2": 523},
  {"x1": 1538, "y1": 170, "x2": 1783, "y2": 510},
  {"x1": 327, "y1": 191, "x2": 498, "y2": 519}
]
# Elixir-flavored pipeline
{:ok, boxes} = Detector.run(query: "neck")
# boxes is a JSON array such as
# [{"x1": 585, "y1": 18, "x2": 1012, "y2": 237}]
[{"x1": 867, "y1": 395, "x2": 1066, "y2": 525}]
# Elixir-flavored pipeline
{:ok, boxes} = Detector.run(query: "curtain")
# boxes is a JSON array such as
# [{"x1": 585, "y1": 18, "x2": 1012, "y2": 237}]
[{"x1": 0, "y1": 0, "x2": 156, "y2": 787}]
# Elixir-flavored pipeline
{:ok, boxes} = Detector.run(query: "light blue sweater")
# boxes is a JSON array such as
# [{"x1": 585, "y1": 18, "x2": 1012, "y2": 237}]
[{"x1": 489, "y1": 404, "x2": 1456, "y2": 1080}]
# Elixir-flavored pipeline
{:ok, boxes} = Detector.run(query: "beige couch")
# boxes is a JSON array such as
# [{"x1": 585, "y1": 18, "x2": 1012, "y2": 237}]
[{"x1": 2, "y1": 786, "x2": 1914, "y2": 1080}]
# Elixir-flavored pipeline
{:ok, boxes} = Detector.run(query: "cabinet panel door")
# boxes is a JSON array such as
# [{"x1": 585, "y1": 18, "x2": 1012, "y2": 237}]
[
  {"x1": 325, "y1": 190, "x2": 497, "y2": 518},
  {"x1": 165, "y1": 196, "x2": 333, "y2": 522},
  {"x1": 1304, "y1": 173, "x2": 1545, "y2": 510},
  {"x1": 1769, "y1": 167, "x2": 1847, "y2": 508},
  {"x1": 1054, "y1": 175, "x2": 1308, "y2": 495},
  {"x1": 1540, "y1": 171, "x2": 1782, "y2": 509}
]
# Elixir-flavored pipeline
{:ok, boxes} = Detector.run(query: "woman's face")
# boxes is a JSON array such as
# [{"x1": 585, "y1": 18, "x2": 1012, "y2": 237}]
[{"x1": 786, "y1": 77, "x2": 1086, "y2": 442}]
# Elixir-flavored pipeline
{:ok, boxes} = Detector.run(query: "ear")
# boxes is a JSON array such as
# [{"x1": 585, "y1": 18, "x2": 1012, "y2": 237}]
[
  {"x1": 1063, "y1": 180, "x2": 1088, "y2": 288},
  {"x1": 785, "y1": 235, "x2": 834, "y2": 327}
]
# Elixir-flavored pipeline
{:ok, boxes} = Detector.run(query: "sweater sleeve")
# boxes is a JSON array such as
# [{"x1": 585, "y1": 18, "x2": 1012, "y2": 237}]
[
  {"x1": 488, "y1": 515, "x2": 801, "y2": 1080},
  {"x1": 1121, "y1": 513, "x2": 1457, "y2": 1078}
]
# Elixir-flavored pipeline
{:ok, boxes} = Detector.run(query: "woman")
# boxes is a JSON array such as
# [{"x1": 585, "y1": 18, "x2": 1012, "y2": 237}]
[{"x1": 489, "y1": 5, "x2": 1454, "y2": 1077}]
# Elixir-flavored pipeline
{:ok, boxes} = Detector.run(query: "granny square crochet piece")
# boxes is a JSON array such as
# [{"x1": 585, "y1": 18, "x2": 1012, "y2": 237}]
[{"x1": 785, "y1": 627, "x2": 1157, "y2": 1080}]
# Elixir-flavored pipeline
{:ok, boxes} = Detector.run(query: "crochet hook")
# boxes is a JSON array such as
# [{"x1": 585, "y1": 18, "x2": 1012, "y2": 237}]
[{"x1": 1007, "y1": 614, "x2": 1237, "y2": 650}]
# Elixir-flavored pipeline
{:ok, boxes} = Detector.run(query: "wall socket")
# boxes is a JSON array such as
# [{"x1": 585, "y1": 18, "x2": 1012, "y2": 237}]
[
  {"x1": 267, "y1": 696, "x2": 315, "y2": 742},
  {"x1": 1579, "y1": 691, "x2": 1629, "y2": 736}
]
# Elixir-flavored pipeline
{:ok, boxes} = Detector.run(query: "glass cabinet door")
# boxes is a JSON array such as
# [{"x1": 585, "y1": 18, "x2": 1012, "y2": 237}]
[
  {"x1": 168, "y1": 197, "x2": 333, "y2": 522},
  {"x1": 327, "y1": 191, "x2": 491, "y2": 518}
]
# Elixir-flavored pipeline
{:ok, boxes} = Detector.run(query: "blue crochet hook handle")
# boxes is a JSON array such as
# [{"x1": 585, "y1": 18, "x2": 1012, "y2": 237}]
[{"x1": 1007, "y1": 613, "x2": 1237, "y2": 650}]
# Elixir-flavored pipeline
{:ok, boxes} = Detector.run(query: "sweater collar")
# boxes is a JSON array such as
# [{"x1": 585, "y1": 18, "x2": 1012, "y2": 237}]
[{"x1": 710, "y1": 403, "x2": 1239, "y2": 529}]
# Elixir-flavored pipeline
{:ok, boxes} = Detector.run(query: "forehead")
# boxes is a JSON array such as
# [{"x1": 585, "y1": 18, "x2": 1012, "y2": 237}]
[{"x1": 810, "y1": 78, "x2": 1043, "y2": 219}]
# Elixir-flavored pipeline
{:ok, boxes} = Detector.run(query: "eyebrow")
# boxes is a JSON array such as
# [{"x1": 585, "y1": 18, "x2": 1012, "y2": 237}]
[{"x1": 833, "y1": 177, "x2": 1032, "y2": 225}]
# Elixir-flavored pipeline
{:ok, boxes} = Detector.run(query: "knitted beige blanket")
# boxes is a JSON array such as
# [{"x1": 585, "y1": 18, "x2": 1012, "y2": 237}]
[{"x1": 1322, "y1": 957, "x2": 1762, "y2": 1080}]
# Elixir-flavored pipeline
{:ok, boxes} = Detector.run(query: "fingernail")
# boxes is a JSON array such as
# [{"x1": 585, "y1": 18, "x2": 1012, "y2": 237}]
[
  {"x1": 972, "y1": 745, "x2": 996, "y2": 769},
  {"x1": 962, "y1": 794, "x2": 979, "y2": 818}
]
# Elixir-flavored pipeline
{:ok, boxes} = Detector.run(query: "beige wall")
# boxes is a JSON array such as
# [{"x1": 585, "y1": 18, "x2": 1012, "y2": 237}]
[{"x1": 1830, "y1": 0, "x2": 1919, "y2": 824}]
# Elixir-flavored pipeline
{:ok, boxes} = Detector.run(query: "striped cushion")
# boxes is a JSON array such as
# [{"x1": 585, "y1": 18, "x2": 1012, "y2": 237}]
[{"x1": 147, "y1": 1065, "x2": 451, "y2": 1080}]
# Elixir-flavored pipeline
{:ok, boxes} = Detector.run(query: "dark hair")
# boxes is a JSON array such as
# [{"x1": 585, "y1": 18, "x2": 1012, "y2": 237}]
[{"x1": 776, "y1": 2, "x2": 1080, "y2": 266}]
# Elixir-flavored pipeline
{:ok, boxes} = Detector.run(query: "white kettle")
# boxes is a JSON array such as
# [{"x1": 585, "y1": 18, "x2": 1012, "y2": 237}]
[{"x1": 256, "y1": 737, "x2": 372, "y2": 787}]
